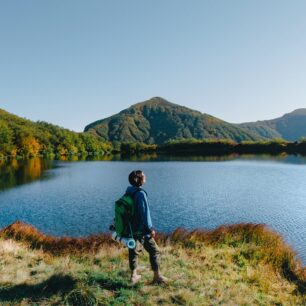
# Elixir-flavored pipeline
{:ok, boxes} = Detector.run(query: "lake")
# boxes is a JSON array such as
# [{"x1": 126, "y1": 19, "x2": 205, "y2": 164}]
[{"x1": 0, "y1": 155, "x2": 305, "y2": 264}]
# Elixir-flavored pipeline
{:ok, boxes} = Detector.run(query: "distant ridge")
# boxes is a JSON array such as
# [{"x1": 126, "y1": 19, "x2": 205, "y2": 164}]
[
  {"x1": 84, "y1": 97, "x2": 262, "y2": 144},
  {"x1": 239, "y1": 108, "x2": 306, "y2": 141}
]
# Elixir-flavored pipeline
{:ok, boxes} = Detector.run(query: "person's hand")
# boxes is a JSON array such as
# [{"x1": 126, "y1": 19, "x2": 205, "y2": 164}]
[{"x1": 150, "y1": 229, "x2": 156, "y2": 238}]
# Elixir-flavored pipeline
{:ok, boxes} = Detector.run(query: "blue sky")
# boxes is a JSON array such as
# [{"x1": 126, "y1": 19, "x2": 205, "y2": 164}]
[{"x1": 1, "y1": 1, "x2": 306, "y2": 131}]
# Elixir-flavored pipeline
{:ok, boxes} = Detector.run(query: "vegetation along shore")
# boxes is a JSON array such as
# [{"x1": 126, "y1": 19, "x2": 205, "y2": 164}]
[
  {"x1": 2, "y1": 98, "x2": 306, "y2": 159},
  {"x1": 0, "y1": 221, "x2": 305, "y2": 305}
]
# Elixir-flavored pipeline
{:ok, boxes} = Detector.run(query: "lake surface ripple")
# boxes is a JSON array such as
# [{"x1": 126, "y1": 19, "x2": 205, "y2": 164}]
[{"x1": 0, "y1": 155, "x2": 305, "y2": 264}]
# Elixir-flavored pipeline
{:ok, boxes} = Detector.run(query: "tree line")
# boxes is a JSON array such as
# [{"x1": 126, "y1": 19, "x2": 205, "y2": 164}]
[
  {"x1": 0, "y1": 110, "x2": 112, "y2": 158},
  {"x1": 1, "y1": 106, "x2": 306, "y2": 159},
  {"x1": 156, "y1": 138, "x2": 306, "y2": 155}
]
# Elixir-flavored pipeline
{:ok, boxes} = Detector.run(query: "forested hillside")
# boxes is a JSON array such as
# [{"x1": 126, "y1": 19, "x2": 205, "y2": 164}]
[
  {"x1": 85, "y1": 97, "x2": 262, "y2": 144},
  {"x1": 0, "y1": 109, "x2": 111, "y2": 158},
  {"x1": 3, "y1": 100, "x2": 306, "y2": 159},
  {"x1": 239, "y1": 109, "x2": 306, "y2": 141}
]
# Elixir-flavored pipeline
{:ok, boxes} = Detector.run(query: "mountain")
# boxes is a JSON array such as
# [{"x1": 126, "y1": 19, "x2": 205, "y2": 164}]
[
  {"x1": 84, "y1": 97, "x2": 262, "y2": 144},
  {"x1": 239, "y1": 109, "x2": 306, "y2": 141},
  {"x1": 0, "y1": 108, "x2": 110, "y2": 157}
]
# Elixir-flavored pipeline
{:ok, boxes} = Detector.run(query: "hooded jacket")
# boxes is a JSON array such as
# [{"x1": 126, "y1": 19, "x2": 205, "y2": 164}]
[{"x1": 125, "y1": 185, "x2": 153, "y2": 237}]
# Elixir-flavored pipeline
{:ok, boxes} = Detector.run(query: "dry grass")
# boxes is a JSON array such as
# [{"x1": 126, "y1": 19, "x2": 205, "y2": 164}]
[
  {"x1": 0, "y1": 221, "x2": 112, "y2": 255},
  {"x1": 0, "y1": 221, "x2": 305, "y2": 305},
  {"x1": 162, "y1": 224, "x2": 306, "y2": 286}
]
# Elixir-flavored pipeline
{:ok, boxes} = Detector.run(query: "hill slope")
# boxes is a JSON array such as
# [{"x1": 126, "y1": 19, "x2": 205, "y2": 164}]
[
  {"x1": 85, "y1": 97, "x2": 262, "y2": 144},
  {"x1": 0, "y1": 108, "x2": 110, "y2": 157},
  {"x1": 239, "y1": 109, "x2": 306, "y2": 141}
]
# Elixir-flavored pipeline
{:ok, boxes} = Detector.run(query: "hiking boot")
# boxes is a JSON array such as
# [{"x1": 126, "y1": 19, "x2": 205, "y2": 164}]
[
  {"x1": 131, "y1": 271, "x2": 141, "y2": 284},
  {"x1": 153, "y1": 271, "x2": 169, "y2": 284}
]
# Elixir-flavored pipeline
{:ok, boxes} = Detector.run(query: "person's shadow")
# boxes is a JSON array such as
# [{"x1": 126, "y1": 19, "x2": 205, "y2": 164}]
[{"x1": 0, "y1": 274, "x2": 76, "y2": 302}]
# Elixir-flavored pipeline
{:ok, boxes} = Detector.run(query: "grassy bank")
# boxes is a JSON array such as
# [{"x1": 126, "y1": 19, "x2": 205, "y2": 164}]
[{"x1": 0, "y1": 222, "x2": 305, "y2": 305}]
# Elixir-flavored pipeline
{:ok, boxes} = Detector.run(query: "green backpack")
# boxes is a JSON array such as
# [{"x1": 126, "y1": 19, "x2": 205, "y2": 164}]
[{"x1": 115, "y1": 189, "x2": 141, "y2": 238}]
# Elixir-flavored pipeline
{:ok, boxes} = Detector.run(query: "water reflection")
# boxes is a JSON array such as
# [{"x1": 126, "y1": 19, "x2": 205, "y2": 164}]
[
  {"x1": 235, "y1": 153, "x2": 306, "y2": 164},
  {"x1": 0, "y1": 158, "x2": 54, "y2": 191},
  {"x1": 1, "y1": 153, "x2": 306, "y2": 191},
  {"x1": 88, "y1": 152, "x2": 306, "y2": 163}
]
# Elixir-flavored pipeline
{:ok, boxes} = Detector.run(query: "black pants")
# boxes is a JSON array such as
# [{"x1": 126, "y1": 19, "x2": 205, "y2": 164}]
[{"x1": 128, "y1": 236, "x2": 161, "y2": 272}]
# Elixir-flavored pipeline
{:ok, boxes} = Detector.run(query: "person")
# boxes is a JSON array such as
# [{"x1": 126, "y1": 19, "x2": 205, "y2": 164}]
[{"x1": 125, "y1": 170, "x2": 168, "y2": 284}]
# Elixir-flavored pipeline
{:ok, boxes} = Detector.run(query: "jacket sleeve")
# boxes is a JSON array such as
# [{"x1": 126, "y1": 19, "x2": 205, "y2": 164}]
[{"x1": 137, "y1": 191, "x2": 153, "y2": 231}]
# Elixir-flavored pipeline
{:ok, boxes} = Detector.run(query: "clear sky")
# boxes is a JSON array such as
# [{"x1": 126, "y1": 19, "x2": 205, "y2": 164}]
[{"x1": 1, "y1": 1, "x2": 306, "y2": 132}]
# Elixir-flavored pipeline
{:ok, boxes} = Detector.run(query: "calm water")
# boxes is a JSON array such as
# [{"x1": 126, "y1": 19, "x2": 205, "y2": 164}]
[{"x1": 0, "y1": 155, "x2": 305, "y2": 264}]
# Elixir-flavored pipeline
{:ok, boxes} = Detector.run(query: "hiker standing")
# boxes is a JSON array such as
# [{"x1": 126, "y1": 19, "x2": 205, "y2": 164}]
[{"x1": 125, "y1": 170, "x2": 168, "y2": 284}]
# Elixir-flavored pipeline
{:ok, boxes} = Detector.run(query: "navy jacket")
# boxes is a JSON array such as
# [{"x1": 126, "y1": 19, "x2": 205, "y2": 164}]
[{"x1": 125, "y1": 186, "x2": 153, "y2": 236}]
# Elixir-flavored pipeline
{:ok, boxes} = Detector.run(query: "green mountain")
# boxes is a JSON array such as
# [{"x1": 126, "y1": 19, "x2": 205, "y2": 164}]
[
  {"x1": 0, "y1": 108, "x2": 110, "y2": 158},
  {"x1": 84, "y1": 97, "x2": 262, "y2": 144},
  {"x1": 239, "y1": 109, "x2": 306, "y2": 141}
]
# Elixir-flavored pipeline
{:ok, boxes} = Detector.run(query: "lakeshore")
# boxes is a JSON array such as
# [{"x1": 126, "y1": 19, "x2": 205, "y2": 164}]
[
  {"x1": 0, "y1": 221, "x2": 305, "y2": 305},
  {"x1": 1, "y1": 156, "x2": 306, "y2": 266}
]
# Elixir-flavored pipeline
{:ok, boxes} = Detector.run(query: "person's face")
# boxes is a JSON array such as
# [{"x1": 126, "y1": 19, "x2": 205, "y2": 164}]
[{"x1": 142, "y1": 174, "x2": 146, "y2": 185}]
